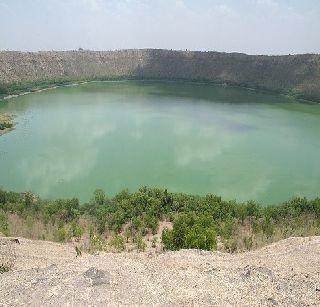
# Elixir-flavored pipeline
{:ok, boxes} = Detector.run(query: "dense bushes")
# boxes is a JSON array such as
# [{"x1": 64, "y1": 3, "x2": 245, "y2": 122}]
[
  {"x1": 0, "y1": 187, "x2": 319, "y2": 252},
  {"x1": 162, "y1": 213, "x2": 217, "y2": 250}
]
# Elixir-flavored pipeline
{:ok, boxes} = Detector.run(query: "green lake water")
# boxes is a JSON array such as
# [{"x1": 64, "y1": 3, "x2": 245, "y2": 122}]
[{"x1": 0, "y1": 81, "x2": 319, "y2": 204}]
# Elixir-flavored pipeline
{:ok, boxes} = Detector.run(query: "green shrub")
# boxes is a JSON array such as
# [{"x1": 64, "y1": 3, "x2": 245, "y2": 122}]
[
  {"x1": 110, "y1": 234, "x2": 125, "y2": 252},
  {"x1": 89, "y1": 233, "x2": 106, "y2": 252},
  {"x1": 0, "y1": 213, "x2": 9, "y2": 236},
  {"x1": 55, "y1": 227, "x2": 67, "y2": 242},
  {"x1": 94, "y1": 189, "x2": 106, "y2": 206},
  {"x1": 135, "y1": 235, "x2": 147, "y2": 252},
  {"x1": 220, "y1": 216, "x2": 234, "y2": 239},
  {"x1": 224, "y1": 238, "x2": 237, "y2": 253},
  {"x1": 124, "y1": 227, "x2": 131, "y2": 243},
  {"x1": 162, "y1": 228, "x2": 174, "y2": 250},
  {"x1": 243, "y1": 236, "x2": 253, "y2": 250},
  {"x1": 70, "y1": 221, "x2": 83, "y2": 239},
  {"x1": 262, "y1": 216, "x2": 274, "y2": 238},
  {"x1": 162, "y1": 212, "x2": 217, "y2": 251}
]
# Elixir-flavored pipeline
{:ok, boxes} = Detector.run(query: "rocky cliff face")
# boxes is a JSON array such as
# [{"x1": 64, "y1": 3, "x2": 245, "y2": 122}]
[{"x1": 1, "y1": 49, "x2": 320, "y2": 101}]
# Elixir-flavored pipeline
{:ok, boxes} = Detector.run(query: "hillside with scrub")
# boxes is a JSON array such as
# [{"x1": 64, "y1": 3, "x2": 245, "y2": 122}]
[{"x1": 0, "y1": 187, "x2": 319, "y2": 254}]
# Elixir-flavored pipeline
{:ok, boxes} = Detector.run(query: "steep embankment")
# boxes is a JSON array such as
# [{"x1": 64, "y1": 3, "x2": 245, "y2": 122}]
[
  {"x1": 1, "y1": 49, "x2": 320, "y2": 102},
  {"x1": 0, "y1": 236, "x2": 319, "y2": 305}
]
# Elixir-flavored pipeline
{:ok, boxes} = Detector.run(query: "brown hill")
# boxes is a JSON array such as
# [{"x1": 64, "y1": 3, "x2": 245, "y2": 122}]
[{"x1": 1, "y1": 49, "x2": 320, "y2": 102}]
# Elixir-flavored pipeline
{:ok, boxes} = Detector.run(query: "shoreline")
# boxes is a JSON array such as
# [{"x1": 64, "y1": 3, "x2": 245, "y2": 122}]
[
  {"x1": 1, "y1": 81, "x2": 89, "y2": 101},
  {"x1": 0, "y1": 79, "x2": 319, "y2": 105},
  {"x1": 0, "y1": 79, "x2": 318, "y2": 139}
]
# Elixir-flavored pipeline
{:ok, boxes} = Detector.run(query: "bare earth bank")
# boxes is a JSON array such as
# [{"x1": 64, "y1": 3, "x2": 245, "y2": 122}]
[{"x1": 0, "y1": 236, "x2": 319, "y2": 306}]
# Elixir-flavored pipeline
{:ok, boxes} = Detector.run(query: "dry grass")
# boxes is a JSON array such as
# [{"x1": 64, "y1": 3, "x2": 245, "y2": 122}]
[
  {"x1": 6, "y1": 213, "x2": 57, "y2": 241},
  {"x1": 218, "y1": 216, "x2": 320, "y2": 253},
  {"x1": 2, "y1": 211, "x2": 320, "y2": 256}
]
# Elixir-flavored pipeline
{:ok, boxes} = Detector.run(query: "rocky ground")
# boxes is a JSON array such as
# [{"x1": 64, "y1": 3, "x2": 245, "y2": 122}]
[{"x1": 0, "y1": 236, "x2": 319, "y2": 306}]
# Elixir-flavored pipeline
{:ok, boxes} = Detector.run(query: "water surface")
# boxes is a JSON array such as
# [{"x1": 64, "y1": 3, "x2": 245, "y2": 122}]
[{"x1": 0, "y1": 81, "x2": 319, "y2": 203}]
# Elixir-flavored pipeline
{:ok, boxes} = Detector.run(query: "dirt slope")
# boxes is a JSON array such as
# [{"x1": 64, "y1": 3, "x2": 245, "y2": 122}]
[{"x1": 0, "y1": 236, "x2": 319, "y2": 306}]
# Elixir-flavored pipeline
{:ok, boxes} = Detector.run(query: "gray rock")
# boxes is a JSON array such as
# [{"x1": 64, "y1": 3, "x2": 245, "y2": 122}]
[
  {"x1": 267, "y1": 297, "x2": 278, "y2": 305},
  {"x1": 240, "y1": 265, "x2": 251, "y2": 279},
  {"x1": 46, "y1": 264, "x2": 58, "y2": 272},
  {"x1": 240, "y1": 265, "x2": 274, "y2": 281},
  {"x1": 83, "y1": 267, "x2": 111, "y2": 286}
]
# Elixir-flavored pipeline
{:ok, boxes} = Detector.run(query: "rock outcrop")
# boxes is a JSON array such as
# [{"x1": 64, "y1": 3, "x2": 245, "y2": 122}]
[{"x1": 1, "y1": 49, "x2": 320, "y2": 101}]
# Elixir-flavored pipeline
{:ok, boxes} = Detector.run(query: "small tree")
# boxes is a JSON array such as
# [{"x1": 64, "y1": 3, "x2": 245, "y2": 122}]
[
  {"x1": 110, "y1": 234, "x2": 125, "y2": 252},
  {"x1": 262, "y1": 216, "x2": 274, "y2": 238},
  {"x1": 94, "y1": 189, "x2": 106, "y2": 206},
  {"x1": 55, "y1": 227, "x2": 66, "y2": 242},
  {"x1": 0, "y1": 213, "x2": 9, "y2": 236},
  {"x1": 124, "y1": 227, "x2": 131, "y2": 243},
  {"x1": 162, "y1": 213, "x2": 217, "y2": 251},
  {"x1": 243, "y1": 236, "x2": 253, "y2": 250},
  {"x1": 135, "y1": 235, "x2": 146, "y2": 252},
  {"x1": 24, "y1": 191, "x2": 34, "y2": 208},
  {"x1": 70, "y1": 221, "x2": 83, "y2": 239}
]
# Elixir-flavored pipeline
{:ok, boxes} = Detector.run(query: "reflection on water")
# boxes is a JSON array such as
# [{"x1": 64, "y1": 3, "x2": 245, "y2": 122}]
[{"x1": 0, "y1": 81, "x2": 319, "y2": 203}]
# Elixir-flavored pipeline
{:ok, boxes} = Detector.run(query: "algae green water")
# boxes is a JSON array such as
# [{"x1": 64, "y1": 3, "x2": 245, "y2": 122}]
[{"x1": 0, "y1": 81, "x2": 319, "y2": 203}]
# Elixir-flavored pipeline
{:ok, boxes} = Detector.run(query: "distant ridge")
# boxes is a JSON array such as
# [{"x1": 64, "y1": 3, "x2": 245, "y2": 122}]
[{"x1": 1, "y1": 49, "x2": 320, "y2": 102}]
